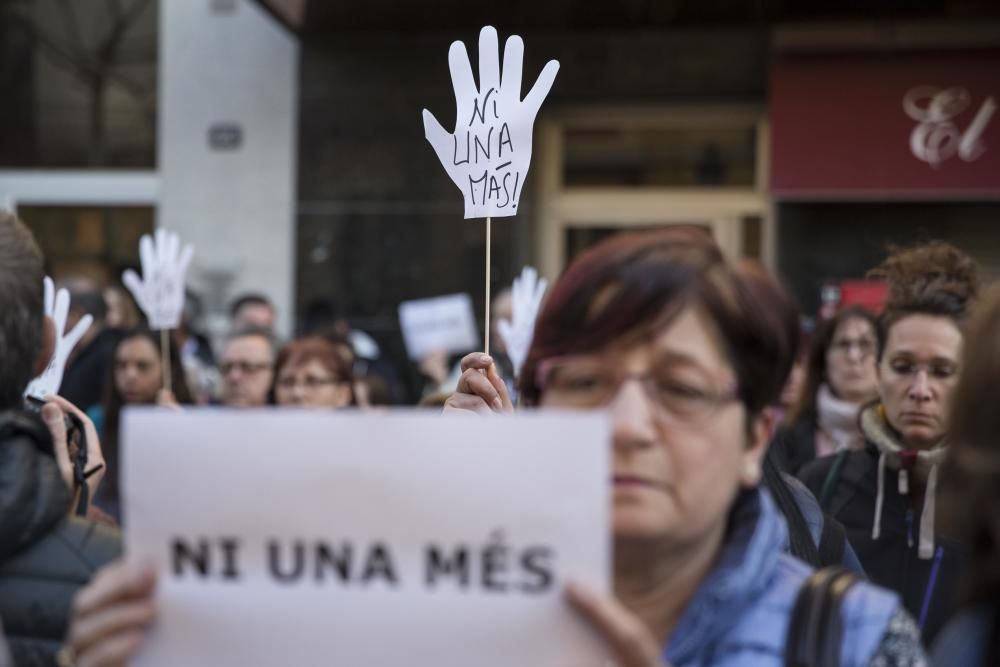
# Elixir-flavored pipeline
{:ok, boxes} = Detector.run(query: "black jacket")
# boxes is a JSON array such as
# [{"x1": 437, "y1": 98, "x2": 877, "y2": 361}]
[
  {"x1": 60, "y1": 328, "x2": 123, "y2": 413},
  {"x1": 0, "y1": 412, "x2": 121, "y2": 666},
  {"x1": 770, "y1": 415, "x2": 819, "y2": 476},
  {"x1": 799, "y1": 444, "x2": 961, "y2": 644}
]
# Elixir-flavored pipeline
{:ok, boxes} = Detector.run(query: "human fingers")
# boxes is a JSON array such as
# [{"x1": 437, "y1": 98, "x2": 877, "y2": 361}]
[
  {"x1": 76, "y1": 629, "x2": 147, "y2": 667},
  {"x1": 41, "y1": 401, "x2": 73, "y2": 489},
  {"x1": 565, "y1": 581, "x2": 665, "y2": 667},
  {"x1": 485, "y1": 361, "x2": 514, "y2": 412},
  {"x1": 442, "y1": 392, "x2": 493, "y2": 416},
  {"x1": 47, "y1": 395, "x2": 104, "y2": 466},
  {"x1": 455, "y1": 367, "x2": 504, "y2": 411},
  {"x1": 459, "y1": 352, "x2": 494, "y2": 373},
  {"x1": 72, "y1": 561, "x2": 156, "y2": 622}
]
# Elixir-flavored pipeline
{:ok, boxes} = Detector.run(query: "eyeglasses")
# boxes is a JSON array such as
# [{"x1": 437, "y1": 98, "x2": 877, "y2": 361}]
[
  {"x1": 220, "y1": 360, "x2": 272, "y2": 375},
  {"x1": 886, "y1": 357, "x2": 959, "y2": 382},
  {"x1": 536, "y1": 355, "x2": 740, "y2": 424},
  {"x1": 275, "y1": 375, "x2": 341, "y2": 391},
  {"x1": 830, "y1": 337, "x2": 876, "y2": 358}
]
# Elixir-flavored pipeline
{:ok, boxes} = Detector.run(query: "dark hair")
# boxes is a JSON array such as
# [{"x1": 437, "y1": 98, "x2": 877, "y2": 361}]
[
  {"x1": 787, "y1": 306, "x2": 879, "y2": 426},
  {"x1": 942, "y1": 286, "x2": 1000, "y2": 665},
  {"x1": 225, "y1": 324, "x2": 276, "y2": 355},
  {"x1": 270, "y1": 336, "x2": 355, "y2": 405},
  {"x1": 101, "y1": 329, "x2": 194, "y2": 503},
  {"x1": 0, "y1": 210, "x2": 45, "y2": 410},
  {"x1": 229, "y1": 293, "x2": 273, "y2": 319},
  {"x1": 941, "y1": 287, "x2": 1000, "y2": 665},
  {"x1": 519, "y1": 227, "x2": 797, "y2": 418},
  {"x1": 868, "y1": 242, "x2": 979, "y2": 360}
]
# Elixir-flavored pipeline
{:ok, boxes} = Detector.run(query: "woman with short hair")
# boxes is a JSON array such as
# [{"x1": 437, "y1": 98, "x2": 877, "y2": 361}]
[
  {"x1": 448, "y1": 228, "x2": 925, "y2": 666},
  {"x1": 271, "y1": 336, "x2": 354, "y2": 409}
]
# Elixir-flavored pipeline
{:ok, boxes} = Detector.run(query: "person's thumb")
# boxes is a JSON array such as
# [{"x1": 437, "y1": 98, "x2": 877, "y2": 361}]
[{"x1": 41, "y1": 402, "x2": 65, "y2": 432}]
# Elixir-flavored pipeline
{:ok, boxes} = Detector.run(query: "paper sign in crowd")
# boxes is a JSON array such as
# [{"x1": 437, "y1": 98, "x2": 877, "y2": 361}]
[
  {"x1": 122, "y1": 228, "x2": 194, "y2": 331},
  {"x1": 497, "y1": 266, "x2": 548, "y2": 379},
  {"x1": 423, "y1": 26, "x2": 559, "y2": 219},
  {"x1": 398, "y1": 293, "x2": 479, "y2": 360},
  {"x1": 124, "y1": 410, "x2": 610, "y2": 667},
  {"x1": 25, "y1": 277, "x2": 93, "y2": 399}
]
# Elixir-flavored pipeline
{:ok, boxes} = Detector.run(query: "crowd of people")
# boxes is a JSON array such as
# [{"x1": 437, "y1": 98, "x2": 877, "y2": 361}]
[{"x1": 1, "y1": 206, "x2": 999, "y2": 666}]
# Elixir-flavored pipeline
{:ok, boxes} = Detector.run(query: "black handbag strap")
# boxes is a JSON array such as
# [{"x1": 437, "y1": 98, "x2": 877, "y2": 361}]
[
  {"x1": 785, "y1": 567, "x2": 862, "y2": 667},
  {"x1": 817, "y1": 513, "x2": 848, "y2": 568}
]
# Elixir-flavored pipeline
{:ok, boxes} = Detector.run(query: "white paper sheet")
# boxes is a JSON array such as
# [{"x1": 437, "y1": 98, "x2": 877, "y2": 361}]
[
  {"x1": 398, "y1": 292, "x2": 480, "y2": 360},
  {"x1": 123, "y1": 410, "x2": 610, "y2": 667}
]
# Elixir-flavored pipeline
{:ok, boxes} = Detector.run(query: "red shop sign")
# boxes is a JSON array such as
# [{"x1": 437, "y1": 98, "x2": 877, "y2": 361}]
[{"x1": 770, "y1": 49, "x2": 1000, "y2": 199}]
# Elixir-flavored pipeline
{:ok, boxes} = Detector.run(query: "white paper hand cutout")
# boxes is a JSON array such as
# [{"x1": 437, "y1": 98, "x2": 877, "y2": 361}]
[
  {"x1": 423, "y1": 25, "x2": 559, "y2": 219},
  {"x1": 122, "y1": 228, "x2": 194, "y2": 330},
  {"x1": 25, "y1": 277, "x2": 93, "y2": 399},
  {"x1": 497, "y1": 266, "x2": 548, "y2": 379}
]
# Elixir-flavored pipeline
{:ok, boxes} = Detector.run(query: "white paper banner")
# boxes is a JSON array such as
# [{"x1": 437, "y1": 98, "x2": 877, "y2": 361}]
[
  {"x1": 398, "y1": 292, "x2": 480, "y2": 360},
  {"x1": 123, "y1": 410, "x2": 610, "y2": 667},
  {"x1": 422, "y1": 26, "x2": 559, "y2": 219}
]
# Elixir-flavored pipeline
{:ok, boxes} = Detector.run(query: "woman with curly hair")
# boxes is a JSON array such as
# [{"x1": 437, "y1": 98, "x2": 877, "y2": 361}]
[
  {"x1": 801, "y1": 241, "x2": 979, "y2": 643},
  {"x1": 932, "y1": 286, "x2": 1000, "y2": 666}
]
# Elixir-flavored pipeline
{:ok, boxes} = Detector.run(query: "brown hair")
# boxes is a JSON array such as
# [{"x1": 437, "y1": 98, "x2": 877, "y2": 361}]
[
  {"x1": 519, "y1": 226, "x2": 798, "y2": 418},
  {"x1": 0, "y1": 210, "x2": 45, "y2": 409},
  {"x1": 868, "y1": 241, "x2": 979, "y2": 359},
  {"x1": 102, "y1": 328, "x2": 194, "y2": 506},
  {"x1": 941, "y1": 286, "x2": 1000, "y2": 661},
  {"x1": 787, "y1": 305, "x2": 879, "y2": 426},
  {"x1": 271, "y1": 336, "x2": 355, "y2": 404}
]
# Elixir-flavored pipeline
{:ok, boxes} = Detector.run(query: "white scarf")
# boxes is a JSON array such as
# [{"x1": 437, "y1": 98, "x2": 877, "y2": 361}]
[
  {"x1": 815, "y1": 383, "x2": 866, "y2": 454},
  {"x1": 861, "y1": 405, "x2": 947, "y2": 559}
]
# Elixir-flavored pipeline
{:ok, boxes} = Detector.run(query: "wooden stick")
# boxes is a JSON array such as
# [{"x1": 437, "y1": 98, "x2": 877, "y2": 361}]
[
  {"x1": 161, "y1": 328, "x2": 172, "y2": 394},
  {"x1": 485, "y1": 216, "x2": 491, "y2": 357}
]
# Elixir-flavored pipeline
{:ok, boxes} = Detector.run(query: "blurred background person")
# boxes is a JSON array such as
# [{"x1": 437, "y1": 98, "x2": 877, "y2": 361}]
[
  {"x1": 175, "y1": 289, "x2": 219, "y2": 405},
  {"x1": 773, "y1": 306, "x2": 880, "y2": 474},
  {"x1": 103, "y1": 284, "x2": 140, "y2": 330},
  {"x1": 933, "y1": 286, "x2": 1000, "y2": 667},
  {"x1": 219, "y1": 325, "x2": 275, "y2": 408},
  {"x1": 229, "y1": 292, "x2": 276, "y2": 332},
  {"x1": 59, "y1": 276, "x2": 125, "y2": 414},
  {"x1": 800, "y1": 241, "x2": 978, "y2": 642},
  {"x1": 94, "y1": 328, "x2": 193, "y2": 521},
  {"x1": 271, "y1": 336, "x2": 354, "y2": 409}
]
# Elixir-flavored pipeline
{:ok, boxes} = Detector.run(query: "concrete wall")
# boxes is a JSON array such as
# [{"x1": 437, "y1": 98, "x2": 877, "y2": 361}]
[{"x1": 159, "y1": 0, "x2": 298, "y2": 337}]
